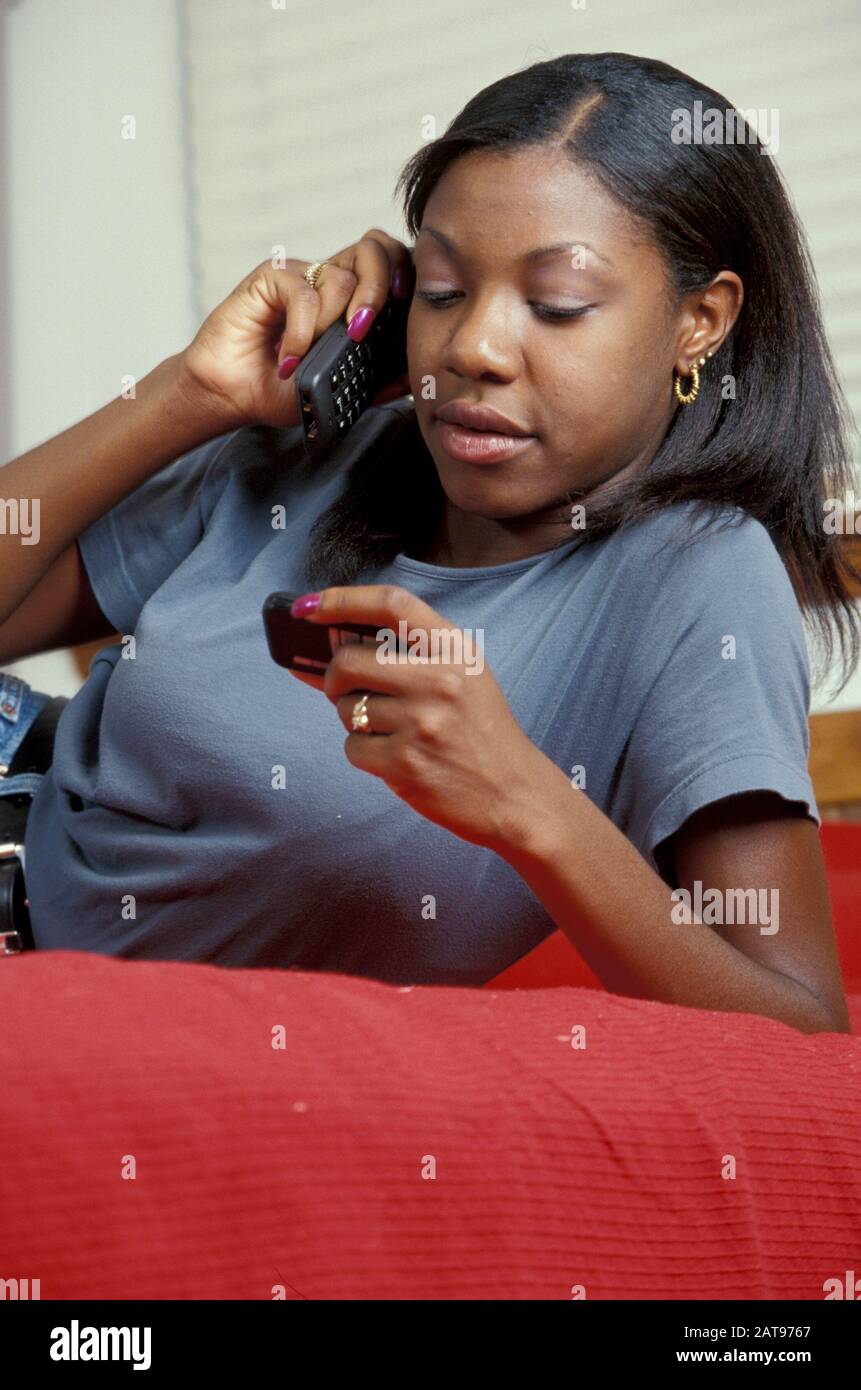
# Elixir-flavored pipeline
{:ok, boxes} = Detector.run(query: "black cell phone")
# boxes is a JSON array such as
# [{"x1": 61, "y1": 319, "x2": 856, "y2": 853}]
[
  {"x1": 262, "y1": 591, "x2": 383, "y2": 678},
  {"x1": 293, "y1": 287, "x2": 411, "y2": 460}
]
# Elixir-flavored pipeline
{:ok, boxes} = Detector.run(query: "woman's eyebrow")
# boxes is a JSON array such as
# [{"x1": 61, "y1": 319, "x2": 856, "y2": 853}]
[{"x1": 419, "y1": 224, "x2": 612, "y2": 268}]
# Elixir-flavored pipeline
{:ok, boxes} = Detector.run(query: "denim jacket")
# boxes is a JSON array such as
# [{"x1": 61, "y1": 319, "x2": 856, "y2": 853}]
[{"x1": 0, "y1": 671, "x2": 51, "y2": 799}]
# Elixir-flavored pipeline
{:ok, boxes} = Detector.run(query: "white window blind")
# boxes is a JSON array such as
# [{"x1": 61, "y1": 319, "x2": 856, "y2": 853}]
[{"x1": 180, "y1": 0, "x2": 861, "y2": 461}]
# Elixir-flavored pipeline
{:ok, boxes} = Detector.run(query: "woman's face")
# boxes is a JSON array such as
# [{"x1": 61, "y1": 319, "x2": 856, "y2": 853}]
[{"x1": 407, "y1": 146, "x2": 691, "y2": 541}]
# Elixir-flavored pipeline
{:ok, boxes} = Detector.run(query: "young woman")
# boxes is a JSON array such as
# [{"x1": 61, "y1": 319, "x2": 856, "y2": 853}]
[{"x1": 1, "y1": 53, "x2": 856, "y2": 1032}]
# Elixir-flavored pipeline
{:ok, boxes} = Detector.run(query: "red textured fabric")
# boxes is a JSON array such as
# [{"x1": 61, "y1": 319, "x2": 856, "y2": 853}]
[
  {"x1": 1, "y1": 949, "x2": 859, "y2": 1300},
  {"x1": 820, "y1": 823, "x2": 861, "y2": 994}
]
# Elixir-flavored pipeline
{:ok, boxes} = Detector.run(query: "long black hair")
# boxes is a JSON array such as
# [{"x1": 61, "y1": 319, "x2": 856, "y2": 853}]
[{"x1": 304, "y1": 52, "x2": 861, "y2": 691}]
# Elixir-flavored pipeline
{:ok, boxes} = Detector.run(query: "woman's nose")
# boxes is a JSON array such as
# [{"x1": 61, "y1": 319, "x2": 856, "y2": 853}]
[{"x1": 443, "y1": 300, "x2": 520, "y2": 381}]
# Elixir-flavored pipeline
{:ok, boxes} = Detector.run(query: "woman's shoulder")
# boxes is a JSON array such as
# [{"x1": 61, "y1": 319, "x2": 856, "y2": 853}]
[
  {"x1": 608, "y1": 499, "x2": 796, "y2": 607},
  {"x1": 599, "y1": 499, "x2": 814, "y2": 744}
]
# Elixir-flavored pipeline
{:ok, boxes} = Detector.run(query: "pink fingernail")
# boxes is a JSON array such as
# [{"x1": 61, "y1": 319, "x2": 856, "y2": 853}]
[
  {"x1": 290, "y1": 592, "x2": 321, "y2": 616},
  {"x1": 347, "y1": 306, "x2": 376, "y2": 342},
  {"x1": 277, "y1": 355, "x2": 301, "y2": 380}
]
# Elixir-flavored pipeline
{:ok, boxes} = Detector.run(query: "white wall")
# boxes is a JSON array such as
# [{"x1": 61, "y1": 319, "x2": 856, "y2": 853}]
[{"x1": 1, "y1": 0, "x2": 194, "y2": 697}]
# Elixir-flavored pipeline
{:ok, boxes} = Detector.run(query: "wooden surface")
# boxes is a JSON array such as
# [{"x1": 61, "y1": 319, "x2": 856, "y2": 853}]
[
  {"x1": 840, "y1": 534, "x2": 861, "y2": 598},
  {"x1": 72, "y1": 638, "x2": 118, "y2": 681},
  {"x1": 809, "y1": 708, "x2": 861, "y2": 818}
]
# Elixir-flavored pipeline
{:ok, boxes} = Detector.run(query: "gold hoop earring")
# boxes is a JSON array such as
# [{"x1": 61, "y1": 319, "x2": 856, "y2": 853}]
[
  {"x1": 673, "y1": 361, "x2": 701, "y2": 405},
  {"x1": 673, "y1": 350, "x2": 712, "y2": 405}
]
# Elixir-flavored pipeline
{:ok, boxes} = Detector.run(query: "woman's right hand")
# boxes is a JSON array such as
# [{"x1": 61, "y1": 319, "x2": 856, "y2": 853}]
[{"x1": 176, "y1": 229, "x2": 414, "y2": 433}]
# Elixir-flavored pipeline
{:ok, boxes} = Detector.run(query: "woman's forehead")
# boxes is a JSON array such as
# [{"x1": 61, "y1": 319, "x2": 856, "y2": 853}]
[{"x1": 418, "y1": 151, "x2": 650, "y2": 267}]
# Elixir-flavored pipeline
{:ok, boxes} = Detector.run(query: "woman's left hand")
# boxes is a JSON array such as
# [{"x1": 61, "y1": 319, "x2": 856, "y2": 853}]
[{"x1": 289, "y1": 584, "x2": 549, "y2": 851}]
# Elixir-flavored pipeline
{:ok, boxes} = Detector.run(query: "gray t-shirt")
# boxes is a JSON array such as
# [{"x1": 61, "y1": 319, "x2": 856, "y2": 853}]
[{"x1": 25, "y1": 400, "x2": 819, "y2": 984}]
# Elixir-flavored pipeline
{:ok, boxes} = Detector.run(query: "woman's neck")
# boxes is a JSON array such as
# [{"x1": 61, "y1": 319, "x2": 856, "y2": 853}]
[{"x1": 412, "y1": 503, "x2": 577, "y2": 568}]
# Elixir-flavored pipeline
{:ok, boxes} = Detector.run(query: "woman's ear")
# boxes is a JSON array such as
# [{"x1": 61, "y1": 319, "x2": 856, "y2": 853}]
[{"x1": 675, "y1": 270, "x2": 744, "y2": 369}]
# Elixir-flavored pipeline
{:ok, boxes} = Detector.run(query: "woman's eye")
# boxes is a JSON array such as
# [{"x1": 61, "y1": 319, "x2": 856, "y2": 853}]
[
  {"x1": 531, "y1": 303, "x2": 593, "y2": 322},
  {"x1": 414, "y1": 290, "x2": 592, "y2": 321},
  {"x1": 414, "y1": 291, "x2": 462, "y2": 305}
]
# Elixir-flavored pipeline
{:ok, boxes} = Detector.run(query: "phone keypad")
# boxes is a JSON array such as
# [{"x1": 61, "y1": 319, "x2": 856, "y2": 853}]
[{"x1": 331, "y1": 341, "x2": 374, "y2": 434}]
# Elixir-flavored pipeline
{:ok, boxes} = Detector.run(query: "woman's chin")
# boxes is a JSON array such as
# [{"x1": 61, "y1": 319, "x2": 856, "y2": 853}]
[{"x1": 434, "y1": 468, "x2": 548, "y2": 520}]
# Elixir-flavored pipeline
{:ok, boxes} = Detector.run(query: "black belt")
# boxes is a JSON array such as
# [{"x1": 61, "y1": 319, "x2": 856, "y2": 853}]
[{"x1": 0, "y1": 695, "x2": 68, "y2": 955}]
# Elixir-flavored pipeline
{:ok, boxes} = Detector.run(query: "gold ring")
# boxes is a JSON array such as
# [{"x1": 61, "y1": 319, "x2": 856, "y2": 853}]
[
  {"x1": 303, "y1": 261, "x2": 330, "y2": 292},
  {"x1": 350, "y1": 692, "x2": 373, "y2": 734}
]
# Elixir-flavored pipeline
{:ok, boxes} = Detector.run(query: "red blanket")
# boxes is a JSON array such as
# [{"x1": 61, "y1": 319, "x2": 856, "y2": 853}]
[{"x1": 2, "y1": 949, "x2": 859, "y2": 1300}]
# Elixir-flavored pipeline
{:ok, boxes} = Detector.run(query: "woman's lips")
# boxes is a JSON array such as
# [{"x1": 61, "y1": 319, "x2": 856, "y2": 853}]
[{"x1": 435, "y1": 419, "x2": 536, "y2": 463}]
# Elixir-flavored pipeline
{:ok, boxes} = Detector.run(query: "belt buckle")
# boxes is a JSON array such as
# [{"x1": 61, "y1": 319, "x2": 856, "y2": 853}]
[{"x1": 0, "y1": 838, "x2": 29, "y2": 955}]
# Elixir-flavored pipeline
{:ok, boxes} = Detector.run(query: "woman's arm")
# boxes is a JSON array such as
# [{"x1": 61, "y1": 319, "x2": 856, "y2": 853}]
[
  {"x1": 0, "y1": 353, "x2": 233, "y2": 628},
  {"x1": 1, "y1": 233, "x2": 414, "y2": 632},
  {"x1": 289, "y1": 582, "x2": 848, "y2": 1034},
  {"x1": 495, "y1": 758, "x2": 850, "y2": 1034},
  {"x1": 0, "y1": 540, "x2": 116, "y2": 666}
]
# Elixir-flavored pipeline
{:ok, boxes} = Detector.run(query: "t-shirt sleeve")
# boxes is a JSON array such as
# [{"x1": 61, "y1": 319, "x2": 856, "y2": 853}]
[
  {"x1": 77, "y1": 429, "x2": 243, "y2": 634},
  {"x1": 612, "y1": 512, "x2": 820, "y2": 878}
]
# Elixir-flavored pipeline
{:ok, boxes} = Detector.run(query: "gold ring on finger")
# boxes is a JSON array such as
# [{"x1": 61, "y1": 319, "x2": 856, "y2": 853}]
[
  {"x1": 350, "y1": 692, "x2": 373, "y2": 734},
  {"x1": 303, "y1": 260, "x2": 331, "y2": 291}
]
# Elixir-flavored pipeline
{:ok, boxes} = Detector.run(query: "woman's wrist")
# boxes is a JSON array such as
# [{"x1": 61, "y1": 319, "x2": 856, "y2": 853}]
[
  {"x1": 166, "y1": 351, "x2": 248, "y2": 439},
  {"x1": 487, "y1": 746, "x2": 577, "y2": 866}
]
